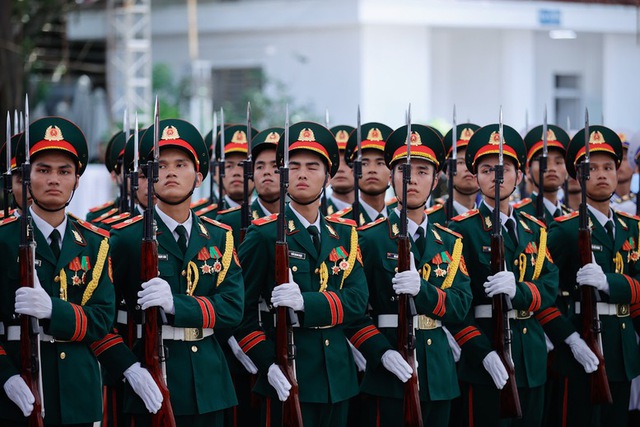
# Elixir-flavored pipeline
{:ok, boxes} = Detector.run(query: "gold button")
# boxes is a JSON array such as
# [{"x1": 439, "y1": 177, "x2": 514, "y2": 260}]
[
  {"x1": 427, "y1": 339, "x2": 432, "y2": 346},
  {"x1": 60, "y1": 352, "x2": 66, "y2": 360},
  {"x1": 292, "y1": 266, "x2": 298, "y2": 272},
  {"x1": 54, "y1": 276, "x2": 60, "y2": 283},
  {"x1": 622, "y1": 323, "x2": 626, "y2": 330},
  {"x1": 314, "y1": 268, "x2": 319, "y2": 274},
  {"x1": 191, "y1": 345, "x2": 198, "y2": 352},
  {"x1": 325, "y1": 339, "x2": 330, "y2": 347},
  {"x1": 182, "y1": 270, "x2": 186, "y2": 276},
  {"x1": 394, "y1": 267, "x2": 398, "y2": 273},
  {"x1": 514, "y1": 260, "x2": 518, "y2": 266},
  {"x1": 523, "y1": 328, "x2": 528, "y2": 334}
]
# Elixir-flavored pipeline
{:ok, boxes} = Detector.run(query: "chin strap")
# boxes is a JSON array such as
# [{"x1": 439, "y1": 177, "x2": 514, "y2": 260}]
[
  {"x1": 154, "y1": 177, "x2": 197, "y2": 206},
  {"x1": 28, "y1": 181, "x2": 76, "y2": 213}
]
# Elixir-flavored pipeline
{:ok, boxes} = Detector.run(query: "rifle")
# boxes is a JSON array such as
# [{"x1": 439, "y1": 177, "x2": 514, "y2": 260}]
[
  {"x1": 320, "y1": 109, "x2": 329, "y2": 216},
  {"x1": 274, "y1": 105, "x2": 303, "y2": 426},
  {"x1": 445, "y1": 106, "x2": 457, "y2": 224},
  {"x1": 397, "y1": 104, "x2": 423, "y2": 427},
  {"x1": 218, "y1": 108, "x2": 226, "y2": 211},
  {"x1": 490, "y1": 109, "x2": 522, "y2": 419},
  {"x1": 19, "y1": 95, "x2": 44, "y2": 426},
  {"x1": 240, "y1": 102, "x2": 253, "y2": 242},
  {"x1": 120, "y1": 110, "x2": 130, "y2": 214},
  {"x1": 535, "y1": 106, "x2": 548, "y2": 222},
  {"x1": 4, "y1": 112, "x2": 12, "y2": 217},
  {"x1": 352, "y1": 107, "x2": 362, "y2": 226},
  {"x1": 209, "y1": 112, "x2": 218, "y2": 205},
  {"x1": 141, "y1": 98, "x2": 176, "y2": 426},
  {"x1": 577, "y1": 110, "x2": 612, "y2": 404},
  {"x1": 129, "y1": 114, "x2": 139, "y2": 216}
]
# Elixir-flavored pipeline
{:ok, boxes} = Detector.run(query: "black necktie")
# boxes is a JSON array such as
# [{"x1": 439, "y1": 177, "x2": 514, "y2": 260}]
[
  {"x1": 415, "y1": 227, "x2": 426, "y2": 257},
  {"x1": 307, "y1": 225, "x2": 321, "y2": 254},
  {"x1": 505, "y1": 219, "x2": 518, "y2": 245},
  {"x1": 175, "y1": 225, "x2": 188, "y2": 254},
  {"x1": 49, "y1": 229, "x2": 61, "y2": 260},
  {"x1": 553, "y1": 208, "x2": 562, "y2": 218},
  {"x1": 604, "y1": 220, "x2": 614, "y2": 243}
]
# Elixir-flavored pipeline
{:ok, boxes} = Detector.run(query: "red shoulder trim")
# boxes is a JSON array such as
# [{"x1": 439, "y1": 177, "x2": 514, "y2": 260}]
[
  {"x1": 252, "y1": 213, "x2": 278, "y2": 226},
  {"x1": 88, "y1": 200, "x2": 115, "y2": 213},
  {"x1": 111, "y1": 214, "x2": 143, "y2": 230},
  {"x1": 617, "y1": 210, "x2": 640, "y2": 221},
  {"x1": 102, "y1": 212, "x2": 131, "y2": 225},
  {"x1": 326, "y1": 216, "x2": 356, "y2": 227},
  {"x1": 200, "y1": 216, "x2": 232, "y2": 231},
  {"x1": 76, "y1": 218, "x2": 110, "y2": 238},
  {"x1": 190, "y1": 197, "x2": 209, "y2": 209},
  {"x1": 434, "y1": 223, "x2": 463, "y2": 239},
  {"x1": 0, "y1": 215, "x2": 19, "y2": 226},
  {"x1": 425, "y1": 203, "x2": 444, "y2": 215},
  {"x1": 519, "y1": 211, "x2": 546, "y2": 228},
  {"x1": 328, "y1": 207, "x2": 352, "y2": 219},
  {"x1": 357, "y1": 216, "x2": 386, "y2": 231},
  {"x1": 217, "y1": 206, "x2": 241, "y2": 215},
  {"x1": 513, "y1": 197, "x2": 532, "y2": 209},
  {"x1": 451, "y1": 209, "x2": 479, "y2": 222},
  {"x1": 195, "y1": 203, "x2": 218, "y2": 216},
  {"x1": 554, "y1": 211, "x2": 579, "y2": 223}
]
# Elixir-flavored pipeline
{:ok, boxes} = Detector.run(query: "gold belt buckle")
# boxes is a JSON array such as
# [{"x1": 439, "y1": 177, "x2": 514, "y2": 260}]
[
  {"x1": 516, "y1": 310, "x2": 532, "y2": 320},
  {"x1": 617, "y1": 304, "x2": 630, "y2": 317},
  {"x1": 416, "y1": 315, "x2": 438, "y2": 330},
  {"x1": 184, "y1": 328, "x2": 203, "y2": 341}
]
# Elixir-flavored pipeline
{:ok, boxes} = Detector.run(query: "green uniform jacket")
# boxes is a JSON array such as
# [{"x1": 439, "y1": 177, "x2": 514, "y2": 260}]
[
  {"x1": 86, "y1": 198, "x2": 120, "y2": 223},
  {"x1": 547, "y1": 209, "x2": 640, "y2": 381},
  {"x1": 448, "y1": 204, "x2": 559, "y2": 388},
  {"x1": 215, "y1": 199, "x2": 269, "y2": 248},
  {"x1": 328, "y1": 201, "x2": 391, "y2": 226},
  {"x1": 235, "y1": 205, "x2": 368, "y2": 403},
  {"x1": 513, "y1": 195, "x2": 571, "y2": 225},
  {"x1": 348, "y1": 212, "x2": 472, "y2": 401},
  {"x1": 0, "y1": 214, "x2": 115, "y2": 424},
  {"x1": 109, "y1": 210, "x2": 244, "y2": 415}
]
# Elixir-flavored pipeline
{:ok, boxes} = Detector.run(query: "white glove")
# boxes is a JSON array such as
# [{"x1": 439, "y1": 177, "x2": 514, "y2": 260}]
[
  {"x1": 15, "y1": 273, "x2": 52, "y2": 319},
  {"x1": 123, "y1": 362, "x2": 163, "y2": 414},
  {"x1": 267, "y1": 363, "x2": 291, "y2": 401},
  {"x1": 544, "y1": 333, "x2": 555, "y2": 353},
  {"x1": 482, "y1": 351, "x2": 508, "y2": 390},
  {"x1": 483, "y1": 271, "x2": 517, "y2": 299},
  {"x1": 392, "y1": 252, "x2": 421, "y2": 296},
  {"x1": 271, "y1": 269, "x2": 304, "y2": 311},
  {"x1": 381, "y1": 350, "x2": 413, "y2": 383},
  {"x1": 3, "y1": 374, "x2": 35, "y2": 417},
  {"x1": 228, "y1": 336, "x2": 258, "y2": 374},
  {"x1": 565, "y1": 332, "x2": 599, "y2": 374},
  {"x1": 138, "y1": 277, "x2": 175, "y2": 314},
  {"x1": 576, "y1": 263, "x2": 609, "y2": 294},
  {"x1": 443, "y1": 326, "x2": 461, "y2": 362},
  {"x1": 347, "y1": 340, "x2": 367, "y2": 372}
]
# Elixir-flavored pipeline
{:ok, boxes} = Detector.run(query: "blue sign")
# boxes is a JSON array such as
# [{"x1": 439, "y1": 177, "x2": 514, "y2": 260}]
[{"x1": 539, "y1": 9, "x2": 561, "y2": 26}]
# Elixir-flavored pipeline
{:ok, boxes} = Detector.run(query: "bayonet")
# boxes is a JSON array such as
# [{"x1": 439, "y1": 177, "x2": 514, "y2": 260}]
[
  {"x1": 218, "y1": 108, "x2": 226, "y2": 210},
  {"x1": 352, "y1": 106, "x2": 363, "y2": 225},
  {"x1": 536, "y1": 105, "x2": 548, "y2": 222},
  {"x1": 446, "y1": 105, "x2": 457, "y2": 223},
  {"x1": 240, "y1": 102, "x2": 253, "y2": 242}
]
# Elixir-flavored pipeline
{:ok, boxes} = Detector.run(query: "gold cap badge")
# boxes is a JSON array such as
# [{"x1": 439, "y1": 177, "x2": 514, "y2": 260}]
[
  {"x1": 589, "y1": 131, "x2": 605, "y2": 144},
  {"x1": 298, "y1": 128, "x2": 316, "y2": 142},
  {"x1": 488, "y1": 131, "x2": 502, "y2": 145},
  {"x1": 367, "y1": 128, "x2": 383, "y2": 141},
  {"x1": 407, "y1": 131, "x2": 421, "y2": 146},
  {"x1": 266, "y1": 132, "x2": 280, "y2": 143},
  {"x1": 231, "y1": 130, "x2": 247, "y2": 144},
  {"x1": 460, "y1": 128, "x2": 474, "y2": 141},
  {"x1": 161, "y1": 126, "x2": 180, "y2": 140},
  {"x1": 44, "y1": 125, "x2": 64, "y2": 142},
  {"x1": 335, "y1": 130, "x2": 349, "y2": 144}
]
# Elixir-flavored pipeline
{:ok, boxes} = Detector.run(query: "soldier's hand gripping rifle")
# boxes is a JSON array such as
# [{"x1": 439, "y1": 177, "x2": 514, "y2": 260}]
[
  {"x1": 141, "y1": 99, "x2": 176, "y2": 426},
  {"x1": 275, "y1": 105, "x2": 303, "y2": 426},
  {"x1": 397, "y1": 105, "x2": 423, "y2": 427},
  {"x1": 4, "y1": 112, "x2": 12, "y2": 217},
  {"x1": 535, "y1": 106, "x2": 548, "y2": 222},
  {"x1": 240, "y1": 103, "x2": 253, "y2": 243},
  {"x1": 19, "y1": 95, "x2": 45, "y2": 427},
  {"x1": 577, "y1": 110, "x2": 612, "y2": 404},
  {"x1": 446, "y1": 106, "x2": 457, "y2": 224},
  {"x1": 352, "y1": 107, "x2": 362, "y2": 226},
  {"x1": 491, "y1": 110, "x2": 522, "y2": 419}
]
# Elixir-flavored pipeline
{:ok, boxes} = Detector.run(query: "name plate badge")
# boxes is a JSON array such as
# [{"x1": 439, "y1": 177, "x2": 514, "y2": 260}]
[
  {"x1": 288, "y1": 251, "x2": 306, "y2": 260},
  {"x1": 158, "y1": 253, "x2": 169, "y2": 261}
]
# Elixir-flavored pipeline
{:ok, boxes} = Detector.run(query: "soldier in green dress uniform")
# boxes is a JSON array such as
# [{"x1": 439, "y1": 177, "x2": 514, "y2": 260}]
[
  {"x1": 235, "y1": 121, "x2": 368, "y2": 426},
  {"x1": 512, "y1": 124, "x2": 571, "y2": 222},
  {"x1": 326, "y1": 125, "x2": 355, "y2": 215},
  {"x1": 347, "y1": 124, "x2": 472, "y2": 426},
  {"x1": 109, "y1": 118, "x2": 245, "y2": 426},
  {"x1": 448, "y1": 124, "x2": 560, "y2": 427},
  {"x1": 609, "y1": 132, "x2": 636, "y2": 215},
  {"x1": 0, "y1": 117, "x2": 116, "y2": 426},
  {"x1": 546, "y1": 125, "x2": 640, "y2": 426}
]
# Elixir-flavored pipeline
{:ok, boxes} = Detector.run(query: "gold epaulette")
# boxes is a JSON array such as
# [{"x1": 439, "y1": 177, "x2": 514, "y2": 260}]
[
  {"x1": 0, "y1": 215, "x2": 18, "y2": 226},
  {"x1": 513, "y1": 197, "x2": 532, "y2": 209},
  {"x1": 434, "y1": 223, "x2": 463, "y2": 239},
  {"x1": 111, "y1": 214, "x2": 143, "y2": 230},
  {"x1": 217, "y1": 205, "x2": 241, "y2": 216},
  {"x1": 519, "y1": 211, "x2": 546, "y2": 228},
  {"x1": 425, "y1": 203, "x2": 444, "y2": 215},
  {"x1": 328, "y1": 207, "x2": 352, "y2": 219},
  {"x1": 200, "y1": 216, "x2": 232, "y2": 231},
  {"x1": 326, "y1": 216, "x2": 356, "y2": 227},
  {"x1": 616, "y1": 210, "x2": 640, "y2": 221},
  {"x1": 102, "y1": 212, "x2": 131, "y2": 225},
  {"x1": 252, "y1": 213, "x2": 278, "y2": 226},
  {"x1": 356, "y1": 216, "x2": 386, "y2": 231},
  {"x1": 554, "y1": 211, "x2": 578, "y2": 223},
  {"x1": 195, "y1": 203, "x2": 218, "y2": 216},
  {"x1": 76, "y1": 218, "x2": 110, "y2": 238},
  {"x1": 88, "y1": 200, "x2": 115, "y2": 213},
  {"x1": 451, "y1": 209, "x2": 479, "y2": 222}
]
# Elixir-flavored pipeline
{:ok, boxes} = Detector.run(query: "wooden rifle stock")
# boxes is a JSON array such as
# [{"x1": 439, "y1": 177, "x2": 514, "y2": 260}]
[
  {"x1": 490, "y1": 233, "x2": 522, "y2": 419},
  {"x1": 275, "y1": 241, "x2": 303, "y2": 427},
  {"x1": 397, "y1": 235, "x2": 423, "y2": 427},
  {"x1": 578, "y1": 228, "x2": 612, "y2": 404}
]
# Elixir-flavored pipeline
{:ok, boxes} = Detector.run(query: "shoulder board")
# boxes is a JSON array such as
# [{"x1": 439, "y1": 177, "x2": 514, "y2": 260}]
[
  {"x1": 0, "y1": 216, "x2": 19, "y2": 226},
  {"x1": 190, "y1": 197, "x2": 209, "y2": 209},
  {"x1": 425, "y1": 203, "x2": 444, "y2": 214},
  {"x1": 356, "y1": 216, "x2": 386, "y2": 231},
  {"x1": 195, "y1": 203, "x2": 218, "y2": 216},
  {"x1": 67, "y1": 212, "x2": 83, "y2": 221},
  {"x1": 513, "y1": 197, "x2": 532, "y2": 209},
  {"x1": 200, "y1": 216, "x2": 232, "y2": 231},
  {"x1": 88, "y1": 200, "x2": 115, "y2": 213},
  {"x1": 616, "y1": 211, "x2": 640, "y2": 221},
  {"x1": 326, "y1": 216, "x2": 356, "y2": 227},
  {"x1": 554, "y1": 211, "x2": 579, "y2": 223},
  {"x1": 434, "y1": 223, "x2": 463, "y2": 239},
  {"x1": 111, "y1": 214, "x2": 144, "y2": 230},
  {"x1": 217, "y1": 205, "x2": 241, "y2": 216},
  {"x1": 102, "y1": 212, "x2": 131, "y2": 225},
  {"x1": 252, "y1": 213, "x2": 278, "y2": 226},
  {"x1": 451, "y1": 209, "x2": 479, "y2": 222},
  {"x1": 329, "y1": 207, "x2": 352, "y2": 218},
  {"x1": 75, "y1": 218, "x2": 110, "y2": 238},
  {"x1": 433, "y1": 197, "x2": 445, "y2": 205},
  {"x1": 519, "y1": 211, "x2": 546, "y2": 228},
  {"x1": 386, "y1": 197, "x2": 398, "y2": 206}
]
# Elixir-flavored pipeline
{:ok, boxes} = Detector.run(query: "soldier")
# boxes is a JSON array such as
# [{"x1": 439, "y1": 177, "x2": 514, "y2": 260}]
[
  {"x1": 0, "y1": 117, "x2": 115, "y2": 426},
  {"x1": 235, "y1": 121, "x2": 368, "y2": 426},
  {"x1": 547, "y1": 126, "x2": 640, "y2": 426},
  {"x1": 427, "y1": 123, "x2": 480, "y2": 225},
  {"x1": 348, "y1": 124, "x2": 472, "y2": 426},
  {"x1": 513, "y1": 124, "x2": 571, "y2": 222},
  {"x1": 610, "y1": 132, "x2": 636, "y2": 215},
  {"x1": 109, "y1": 118, "x2": 244, "y2": 425},
  {"x1": 448, "y1": 124, "x2": 560, "y2": 427},
  {"x1": 326, "y1": 125, "x2": 355, "y2": 215}
]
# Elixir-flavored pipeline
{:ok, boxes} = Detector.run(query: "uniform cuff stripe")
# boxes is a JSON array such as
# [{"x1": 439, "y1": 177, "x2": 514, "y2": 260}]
[
  {"x1": 350, "y1": 325, "x2": 379, "y2": 348},
  {"x1": 195, "y1": 296, "x2": 216, "y2": 328},
  {"x1": 434, "y1": 288, "x2": 447, "y2": 317},
  {"x1": 524, "y1": 281, "x2": 541, "y2": 312},
  {"x1": 71, "y1": 304, "x2": 88, "y2": 341},
  {"x1": 91, "y1": 334, "x2": 124, "y2": 356},
  {"x1": 454, "y1": 326, "x2": 480, "y2": 346},
  {"x1": 239, "y1": 331, "x2": 267, "y2": 353}
]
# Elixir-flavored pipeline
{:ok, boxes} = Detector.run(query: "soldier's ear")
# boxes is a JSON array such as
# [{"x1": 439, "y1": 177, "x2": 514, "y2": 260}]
[
  {"x1": 194, "y1": 172, "x2": 204, "y2": 188},
  {"x1": 74, "y1": 175, "x2": 80, "y2": 190},
  {"x1": 516, "y1": 170, "x2": 523, "y2": 186}
]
